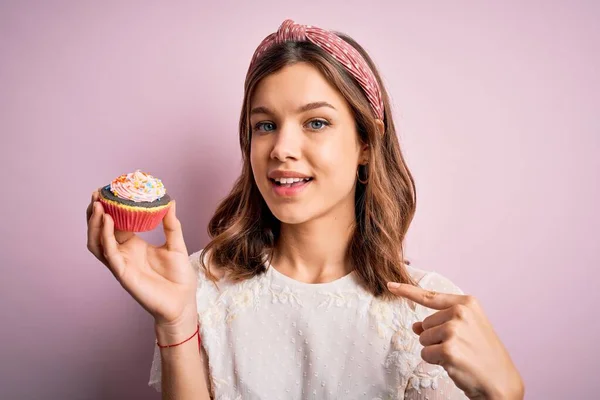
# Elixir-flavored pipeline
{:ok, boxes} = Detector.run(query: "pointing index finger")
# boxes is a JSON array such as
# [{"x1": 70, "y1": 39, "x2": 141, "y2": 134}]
[{"x1": 387, "y1": 282, "x2": 465, "y2": 310}]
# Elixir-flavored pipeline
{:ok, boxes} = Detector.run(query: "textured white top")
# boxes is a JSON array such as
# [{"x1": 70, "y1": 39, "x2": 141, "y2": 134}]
[{"x1": 149, "y1": 250, "x2": 468, "y2": 399}]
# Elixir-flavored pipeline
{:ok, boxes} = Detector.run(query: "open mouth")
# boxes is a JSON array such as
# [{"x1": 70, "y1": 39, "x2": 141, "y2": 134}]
[{"x1": 270, "y1": 177, "x2": 313, "y2": 188}]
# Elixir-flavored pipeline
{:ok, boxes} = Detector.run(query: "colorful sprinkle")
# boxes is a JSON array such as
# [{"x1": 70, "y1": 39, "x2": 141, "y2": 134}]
[{"x1": 110, "y1": 169, "x2": 166, "y2": 203}]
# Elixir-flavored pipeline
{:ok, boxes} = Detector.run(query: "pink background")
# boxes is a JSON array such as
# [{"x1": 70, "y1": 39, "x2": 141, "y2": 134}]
[{"x1": 1, "y1": 1, "x2": 598, "y2": 399}]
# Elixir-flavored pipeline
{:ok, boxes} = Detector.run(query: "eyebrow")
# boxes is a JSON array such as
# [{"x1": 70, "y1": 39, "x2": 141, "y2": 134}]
[{"x1": 250, "y1": 101, "x2": 337, "y2": 116}]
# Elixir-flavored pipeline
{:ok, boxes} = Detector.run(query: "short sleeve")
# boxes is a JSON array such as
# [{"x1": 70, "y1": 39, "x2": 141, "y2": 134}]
[
  {"x1": 404, "y1": 365, "x2": 469, "y2": 399},
  {"x1": 148, "y1": 344, "x2": 162, "y2": 392},
  {"x1": 147, "y1": 250, "x2": 213, "y2": 392},
  {"x1": 404, "y1": 272, "x2": 469, "y2": 400}
]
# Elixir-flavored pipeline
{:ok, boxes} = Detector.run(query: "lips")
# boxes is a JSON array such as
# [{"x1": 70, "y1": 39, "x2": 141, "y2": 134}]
[
  {"x1": 269, "y1": 177, "x2": 312, "y2": 197},
  {"x1": 267, "y1": 169, "x2": 312, "y2": 179}
]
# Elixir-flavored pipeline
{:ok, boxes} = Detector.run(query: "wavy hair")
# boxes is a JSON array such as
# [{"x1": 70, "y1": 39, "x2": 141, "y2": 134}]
[{"x1": 201, "y1": 32, "x2": 417, "y2": 299}]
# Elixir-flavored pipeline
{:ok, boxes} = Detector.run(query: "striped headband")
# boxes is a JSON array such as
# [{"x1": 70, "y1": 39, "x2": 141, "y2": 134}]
[{"x1": 247, "y1": 19, "x2": 384, "y2": 120}]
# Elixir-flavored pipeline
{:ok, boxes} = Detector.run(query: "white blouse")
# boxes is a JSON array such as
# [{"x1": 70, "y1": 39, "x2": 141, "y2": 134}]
[{"x1": 149, "y1": 250, "x2": 468, "y2": 399}]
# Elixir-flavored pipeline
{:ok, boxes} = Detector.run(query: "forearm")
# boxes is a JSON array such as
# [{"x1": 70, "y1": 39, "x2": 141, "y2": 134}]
[{"x1": 156, "y1": 319, "x2": 211, "y2": 400}]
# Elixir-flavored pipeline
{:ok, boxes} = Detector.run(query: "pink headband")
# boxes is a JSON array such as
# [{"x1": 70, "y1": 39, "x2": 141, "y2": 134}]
[{"x1": 247, "y1": 19, "x2": 384, "y2": 120}]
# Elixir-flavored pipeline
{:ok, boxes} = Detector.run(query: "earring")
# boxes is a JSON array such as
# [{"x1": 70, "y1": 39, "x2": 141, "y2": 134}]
[{"x1": 357, "y1": 164, "x2": 369, "y2": 184}]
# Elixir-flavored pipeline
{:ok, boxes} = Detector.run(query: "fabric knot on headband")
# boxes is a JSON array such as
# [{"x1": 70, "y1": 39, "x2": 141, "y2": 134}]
[
  {"x1": 248, "y1": 19, "x2": 384, "y2": 121},
  {"x1": 275, "y1": 19, "x2": 307, "y2": 43}
]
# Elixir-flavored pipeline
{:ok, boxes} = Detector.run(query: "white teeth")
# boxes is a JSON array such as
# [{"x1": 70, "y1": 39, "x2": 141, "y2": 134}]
[{"x1": 274, "y1": 177, "x2": 310, "y2": 184}]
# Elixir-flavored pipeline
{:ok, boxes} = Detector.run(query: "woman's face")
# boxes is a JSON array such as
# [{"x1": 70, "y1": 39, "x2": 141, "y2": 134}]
[{"x1": 250, "y1": 62, "x2": 367, "y2": 225}]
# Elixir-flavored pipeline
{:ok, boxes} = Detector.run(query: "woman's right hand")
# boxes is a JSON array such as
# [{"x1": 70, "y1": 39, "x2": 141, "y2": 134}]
[{"x1": 86, "y1": 189, "x2": 198, "y2": 336}]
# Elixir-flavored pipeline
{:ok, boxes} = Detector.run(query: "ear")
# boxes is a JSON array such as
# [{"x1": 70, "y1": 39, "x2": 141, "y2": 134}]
[
  {"x1": 375, "y1": 119, "x2": 385, "y2": 136},
  {"x1": 359, "y1": 142, "x2": 370, "y2": 165}
]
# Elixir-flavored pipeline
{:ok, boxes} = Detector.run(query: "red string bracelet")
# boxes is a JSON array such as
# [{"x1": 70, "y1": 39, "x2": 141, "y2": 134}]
[{"x1": 156, "y1": 323, "x2": 201, "y2": 349}]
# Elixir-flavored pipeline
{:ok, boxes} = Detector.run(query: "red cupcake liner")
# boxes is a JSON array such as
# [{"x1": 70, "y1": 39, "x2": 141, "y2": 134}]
[{"x1": 99, "y1": 197, "x2": 171, "y2": 232}]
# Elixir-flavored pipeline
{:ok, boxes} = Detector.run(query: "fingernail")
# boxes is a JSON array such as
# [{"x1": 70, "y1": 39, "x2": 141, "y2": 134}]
[{"x1": 387, "y1": 282, "x2": 401, "y2": 289}]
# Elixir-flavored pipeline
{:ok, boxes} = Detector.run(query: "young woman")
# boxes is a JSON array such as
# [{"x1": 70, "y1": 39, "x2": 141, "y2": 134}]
[{"x1": 86, "y1": 19, "x2": 524, "y2": 400}]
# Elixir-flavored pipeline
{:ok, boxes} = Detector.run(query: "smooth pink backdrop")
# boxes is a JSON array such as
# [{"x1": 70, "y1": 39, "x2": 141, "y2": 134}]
[{"x1": 1, "y1": 1, "x2": 598, "y2": 399}]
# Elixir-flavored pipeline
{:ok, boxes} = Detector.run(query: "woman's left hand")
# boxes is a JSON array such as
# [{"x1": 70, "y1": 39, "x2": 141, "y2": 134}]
[{"x1": 387, "y1": 282, "x2": 524, "y2": 400}]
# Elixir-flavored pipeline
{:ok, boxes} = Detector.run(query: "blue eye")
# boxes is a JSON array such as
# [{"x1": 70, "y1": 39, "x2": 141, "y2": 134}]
[
  {"x1": 254, "y1": 122, "x2": 276, "y2": 132},
  {"x1": 308, "y1": 119, "x2": 330, "y2": 131}
]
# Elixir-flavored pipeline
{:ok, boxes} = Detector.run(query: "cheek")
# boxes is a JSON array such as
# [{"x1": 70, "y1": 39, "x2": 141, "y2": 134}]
[
  {"x1": 311, "y1": 152, "x2": 358, "y2": 195},
  {"x1": 250, "y1": 141, "x2": 266, "y2": 175},
  {"x1": 313, "y1": 142, "x2": 358, "y2": 179}
]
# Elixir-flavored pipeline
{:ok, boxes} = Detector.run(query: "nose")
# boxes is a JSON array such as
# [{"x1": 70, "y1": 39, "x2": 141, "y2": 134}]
[{"x1": 270, "y1": 122, "x2": 302, "y2": 162}]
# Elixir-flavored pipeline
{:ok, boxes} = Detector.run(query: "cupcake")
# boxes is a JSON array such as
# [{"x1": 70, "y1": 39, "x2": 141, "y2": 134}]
[{"x1": 98, "y1": 170, "x2": 172, "y2": 232}]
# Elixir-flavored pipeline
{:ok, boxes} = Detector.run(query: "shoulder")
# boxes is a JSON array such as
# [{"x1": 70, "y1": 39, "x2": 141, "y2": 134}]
[
  {"x1": 188, "y1": 249, "x2": 230, "y2": 313},
  {"x1": 404, "y1": 264, "x2": 464, "y2": 295},
  {"x1": 188, "y1": 248, "x2": 227, "y2": 281}
]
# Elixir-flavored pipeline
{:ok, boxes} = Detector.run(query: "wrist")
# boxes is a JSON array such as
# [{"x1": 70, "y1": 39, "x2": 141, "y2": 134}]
[
  {"x1": 484, "y1": 374, "x2": 524, "y2": 400},
  {"x1": 154, "y1": 309, "x2": 199, "y2": 346}
]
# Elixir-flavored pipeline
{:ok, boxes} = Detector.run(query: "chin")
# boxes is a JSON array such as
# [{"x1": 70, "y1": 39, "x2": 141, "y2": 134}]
[{"x1": 269, "y1": 205, "x2": 315, "y2": 225}]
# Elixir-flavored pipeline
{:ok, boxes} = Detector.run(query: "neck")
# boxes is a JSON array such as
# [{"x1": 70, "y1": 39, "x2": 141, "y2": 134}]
[{"x1": 271, "y1": 199, "x2": 356, "y2": 284}]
